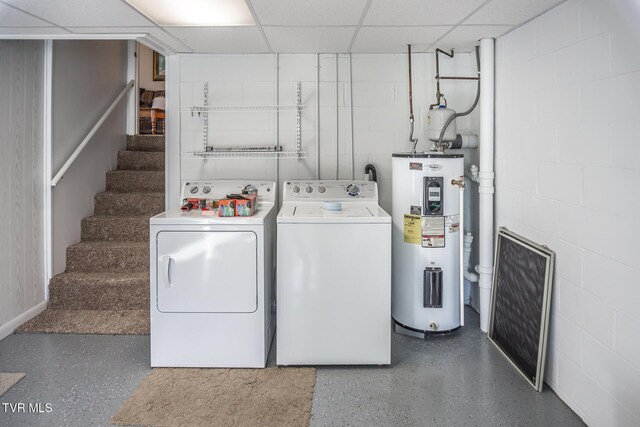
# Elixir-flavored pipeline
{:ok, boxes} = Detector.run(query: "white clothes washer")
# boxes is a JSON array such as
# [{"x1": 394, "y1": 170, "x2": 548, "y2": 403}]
[
  {"x1": 276, "y1": 180, "x2": 391, "y2": 365},
  {"x1": 150, "y1": 181, "x2": 276, "y2": 368}
]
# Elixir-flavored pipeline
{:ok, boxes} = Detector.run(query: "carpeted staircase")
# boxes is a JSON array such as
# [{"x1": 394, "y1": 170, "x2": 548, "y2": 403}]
[{"x1": 18, "y1": 135, "x2": 164, "y2": 335}]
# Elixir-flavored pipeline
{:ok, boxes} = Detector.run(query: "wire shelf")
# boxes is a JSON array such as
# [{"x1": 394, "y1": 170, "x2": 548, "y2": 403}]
[
  {"x1": 183, "y1": 150, "x2": 306, "y2": 160},
  {"x1": 181, "y1": 105, "x2": 304, "y2": 113}
]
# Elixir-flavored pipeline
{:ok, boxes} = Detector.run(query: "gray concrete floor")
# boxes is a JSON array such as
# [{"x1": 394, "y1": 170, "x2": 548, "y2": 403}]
[
  {"x1": 310, "y1": 309, "x2": 583, "y2": 426},
  {"x1": 0, "y1": 308, "x2": 583, "y2": 426}
]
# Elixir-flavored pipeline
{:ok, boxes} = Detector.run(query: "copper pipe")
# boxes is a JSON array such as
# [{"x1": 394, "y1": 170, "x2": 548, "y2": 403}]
[
  {"x1": 408, "y1": 44, "x2": 415, "y2": 119},
  {"x1": 430, "y1": 48, "x2": 456, "y2": 109}
]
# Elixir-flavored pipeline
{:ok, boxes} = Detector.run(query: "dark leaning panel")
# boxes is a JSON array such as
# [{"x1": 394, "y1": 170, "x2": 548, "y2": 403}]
[{"x1": 489, "y1": 227, "x2": 555, "y2": 392}]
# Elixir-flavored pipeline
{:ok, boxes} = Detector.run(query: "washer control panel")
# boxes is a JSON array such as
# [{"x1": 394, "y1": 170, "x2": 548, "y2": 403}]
[{"x1": 283, "y1": 180, "x2": 378, "y2": 201}]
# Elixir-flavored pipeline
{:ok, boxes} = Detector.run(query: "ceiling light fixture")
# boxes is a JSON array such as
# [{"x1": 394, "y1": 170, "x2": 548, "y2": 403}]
[{"x1": 126, "y1": 0, "x2": 255, "y2": 26}]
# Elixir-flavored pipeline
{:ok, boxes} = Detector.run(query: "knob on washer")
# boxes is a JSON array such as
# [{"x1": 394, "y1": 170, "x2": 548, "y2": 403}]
[{"x1": 346, "y1": 184, "x2": 360, "y2": 197}]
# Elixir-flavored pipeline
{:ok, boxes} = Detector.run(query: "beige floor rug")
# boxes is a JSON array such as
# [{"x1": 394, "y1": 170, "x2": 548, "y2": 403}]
[
  {"x1": 0, "y1": 373, "x2": 26, "y2": 397},
  {"x1": 16, "y1": 309, "x2": 149, "y2": 335},
  {"x1": 111, "y1": 367, "x2": 316, "y2": 427}
]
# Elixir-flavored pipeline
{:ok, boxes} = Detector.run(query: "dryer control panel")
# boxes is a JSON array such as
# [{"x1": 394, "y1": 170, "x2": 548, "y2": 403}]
[
  {"x1": 283, "y1": 180, "x2": 378, "y2": 202},
  {"x1": 181, "y1": 181, "x2": 276, "y2": 203}
]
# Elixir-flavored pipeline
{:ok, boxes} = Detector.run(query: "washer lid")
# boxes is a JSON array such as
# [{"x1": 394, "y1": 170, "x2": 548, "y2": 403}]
[{"x1": 278, "y1": 203, "x2": 390, "y2": 224}]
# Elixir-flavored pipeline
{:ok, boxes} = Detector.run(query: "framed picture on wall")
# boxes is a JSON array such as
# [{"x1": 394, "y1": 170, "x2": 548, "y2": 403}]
[{"x1": 153, "y1": 51, "x2": 165, "y2": 81}]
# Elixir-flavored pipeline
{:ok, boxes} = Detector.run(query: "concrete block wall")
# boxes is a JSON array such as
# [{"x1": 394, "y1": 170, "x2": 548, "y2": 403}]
[
  {"x1": 175, "y1": 52, "x2": 480, "y2": 216},
  {"x1": 495, "y1": 0, "x2": 640, "y2": 425}
]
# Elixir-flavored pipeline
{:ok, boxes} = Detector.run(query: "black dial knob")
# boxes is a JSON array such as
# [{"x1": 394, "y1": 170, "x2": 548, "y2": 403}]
[
  {"x1": 346, "y1": 184, "x2": 360, "y2": 197},
  {"x1": 190, "y1": 186, "x2": 199, "y2": 194}
]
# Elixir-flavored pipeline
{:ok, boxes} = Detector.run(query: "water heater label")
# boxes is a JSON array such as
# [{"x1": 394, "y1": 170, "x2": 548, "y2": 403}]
[
  {"x1": 447, "y1": 215, "x2": 460, "y2": 233},
  {"x1": 409, "y1": 162, "x2": 423, "y2": 170},
  {"x1": 422, "y1": 216, "x2": 445, "y2": 248},
  {"x1": 410, "y1": 205, "x2": 421, "y2": 215},
  {"x1": 403, "y1": 214, "x2": 421, "y2": 245}
]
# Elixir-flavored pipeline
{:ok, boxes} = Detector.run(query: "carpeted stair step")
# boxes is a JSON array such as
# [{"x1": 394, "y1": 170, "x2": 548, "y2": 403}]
[
  {"x1": 48, "y1": 272, "x2": 149, "y2": 310},
  {"x1": 16, "y1": 309, "x2": 149, "y2": 335},
  {"x1": 81, "y1": 215, "x2": 149, "y2": 242},
  {"x1": 94, "y1": 192, "x2": 164, "y2": 216},
  {"x1": 117, "y1": 150, "x2": 164, "y2": 171},
  {"x1": 106, "y1": 170, "x2": 164, "y2": 193},
  {"x1": 66, "y1": 241, "x2": 149, "y2": 272},
  {"x1": 127, "y1": 134, "x2": 165, "y2": 152}
]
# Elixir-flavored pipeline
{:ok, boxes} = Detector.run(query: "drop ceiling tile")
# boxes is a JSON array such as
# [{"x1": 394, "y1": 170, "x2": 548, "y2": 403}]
[
  {"x1": 464, "y1": 0, "x2": 565, "y2": 25},
  {"x1": 364, "y1": 0, "x2": 486, "y2": 26},
  {"x1": 164, "y1": 26, "x2": 268, "y2": 53},
  {"x1": 263, "y1": 26, "x2": 355, "y2": 53},
  {"x1": 249, "y1": 0, "x2": 369, "y2": 26},
  {"x1": 1, "y1": 0, "x2": 154, "y2": 27},
  {"x1": 352, "y1": 26, "x2": 451, "y2": 53},
  {"x1": 433, "y1": 25, "x2": 511, "y2": 51},
  {"x1": 0, "y1": 27, "x2": 69, "y2": 34},
  {"x1": 67, "y1": 26, "x2": 188, "y2": 52},
  {"x1": 0, "y1": 3, "x2": 56, "y2": 26}
]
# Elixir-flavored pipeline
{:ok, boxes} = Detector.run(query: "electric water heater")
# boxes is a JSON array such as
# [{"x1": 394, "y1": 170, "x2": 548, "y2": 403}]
[{"x1": 391, "y1": 152, "x2": 464, "y2": 335}]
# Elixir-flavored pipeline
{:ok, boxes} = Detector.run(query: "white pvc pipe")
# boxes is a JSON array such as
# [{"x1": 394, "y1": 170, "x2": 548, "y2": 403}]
[
  {"x1": 458, "y1": 134, "x2": 479, "y2": 149},
  {"x1": 349, "y1": 53, "x2": 355, "y2": 180},
  {"x1": 275, "y1": 53, "x2": 280, "y2": 199},
  {"x1": 316, "y1": 54, "x2": 320, "y2": 180},
  {"x1": 463, "y1": 233, "x2": 479, "y2": 283},
  {"x1": 51, "y1": 79, "x2": 134, "y2": 186},
  {"x1": 459, "y1": 184, "x2": 465, "y2": 327},
  {"x1": 335, "y1": 53, "x2": 339, "y2": 180},
  {"x1": 478, "y1": 38, "x2": 495, "y2": 332},
  {"x1": 469, "y1": 164, "x2": 479, "y2": 182}
]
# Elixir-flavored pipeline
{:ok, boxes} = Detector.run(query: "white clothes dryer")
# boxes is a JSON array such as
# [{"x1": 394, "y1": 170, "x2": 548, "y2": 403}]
[
  {"x1": 276, "y1": 180, "x2": 391, "y2": 365},
  {"x1": 150, "y1": 181, "x2": 276, "y2": 368}
]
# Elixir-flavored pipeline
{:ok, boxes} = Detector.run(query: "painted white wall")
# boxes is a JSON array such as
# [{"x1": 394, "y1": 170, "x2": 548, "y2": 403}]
[
  {"x1": 0, "y1": 40, "x2": 47, "y2": 339},
  {"x1": 51, "y1": 40, "x2": 128, "y2": 275},
  {"x1": 495, "y1": 0, "x2": 640, "y2": 425},
  {"x1": 173, "y1": 52, "x2": 480, "y2": 238},
  {"x1": 138, "y1": 42, "x2": 164, "y2": 92}
]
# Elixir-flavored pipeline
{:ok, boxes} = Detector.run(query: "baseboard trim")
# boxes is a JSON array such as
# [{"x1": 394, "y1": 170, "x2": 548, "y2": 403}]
[{"x1": 0, "y1": 301, "x2": 47, "y2": 342}]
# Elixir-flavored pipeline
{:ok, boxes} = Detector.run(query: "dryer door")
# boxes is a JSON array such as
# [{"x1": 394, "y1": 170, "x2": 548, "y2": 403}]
[{"x1": 156, "y1": 231, "x2": 257, "y2": 313}]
